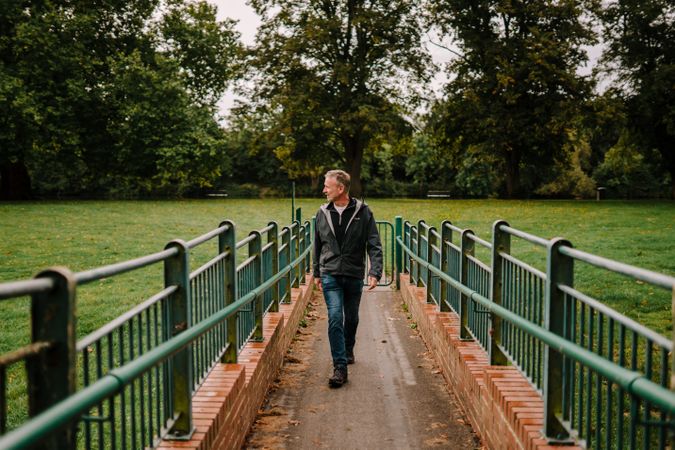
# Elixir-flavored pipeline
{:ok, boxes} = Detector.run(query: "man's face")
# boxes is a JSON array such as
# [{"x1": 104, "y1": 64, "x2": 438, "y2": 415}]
[{"x1": 323, "y1": 176, "x2": 344, "y2": 202}]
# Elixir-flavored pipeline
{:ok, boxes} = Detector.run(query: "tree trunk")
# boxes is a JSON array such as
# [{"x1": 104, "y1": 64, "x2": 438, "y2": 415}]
[
  {"x1": 342, "y1": 134, "x2": 365, "y2": 198},
  {"x1": 504, "y1": 149, "x2": 521, "y2": 199},
  {"x1": 0, "y1": 161, "x2": 33, "y2": 200}
]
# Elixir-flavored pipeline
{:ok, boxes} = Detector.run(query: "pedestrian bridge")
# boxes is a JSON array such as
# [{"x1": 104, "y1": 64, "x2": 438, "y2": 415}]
[{"x1": 0, "y1": 214, "x2": 674, "y2": 449}]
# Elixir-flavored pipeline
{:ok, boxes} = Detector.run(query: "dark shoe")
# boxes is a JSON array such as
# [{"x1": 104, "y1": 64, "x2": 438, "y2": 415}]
[
  {"x1": 328, "y1": 366, "x2": 348, "y2": 388},
  {"x1": 347, "y1": 352, "x2": 355, "y2": 365}
]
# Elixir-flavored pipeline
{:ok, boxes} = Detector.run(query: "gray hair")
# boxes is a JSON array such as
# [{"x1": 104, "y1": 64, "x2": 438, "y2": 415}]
[{"x1": 325, "y1": 170, "x2": 351, "y2": 193}]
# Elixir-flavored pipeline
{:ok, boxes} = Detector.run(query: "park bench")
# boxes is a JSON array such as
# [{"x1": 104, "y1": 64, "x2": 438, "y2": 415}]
[
  {"x1": 427, "y1": 190, "x2": 451, "y2": 198},
  {"x1": 205, "y1": 190, "x2": 228, "y2": 198}
]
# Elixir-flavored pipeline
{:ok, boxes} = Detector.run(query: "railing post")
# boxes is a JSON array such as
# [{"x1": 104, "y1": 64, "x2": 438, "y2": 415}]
[
  {"x1": 404, "y1": 221, "x2": 412, "y2": 278},
  {"x1": 292, "y1": 221, "x2": 300, "y2": 288},
  {"x1": 295, "y1": 207, "x2": 302, "y2": 224},
  {"x1": 299, "y1": 223, "x2": 307, "y2": 284},
  {"x1": 490, "y1": 220, "x2": 509, "y2": 365},
  {"x1": 459, "y1": 230, "x2": 475, "y2": 340},
  {"x1": 268, "y1": 221, "x2": 279, "y2": 313},
  {"x1": 281, "y1": 226, "x2": 291, "y2": 303},
  {"x1": 416, "y1": 220, "x2": 425, "y2": 287},
  {"x1": 164, "y1": 239, "x2": 195, "y2": 439},
  {"x1": 440, "y1": 221, "x2": 452, "y2": 313},
  {"x1": 409, "y1": 223, "x2": 416, "y2": 285},
  {"x1": 395, "y1": 216, "x2": 403, "y2": 289},
  {"x1": 305, "y1": 220, "x2": 312, "y2": 277},
  {"x1": 219, "y1": 221, "x2": 237, "y2": 363},
  {"x1": 543, "y1": 238, "x2": 574, "y2": 442},
  {"x1": 28, "y1": 267, "x2": 77, "y2": 450},
  {"x1": 426, "y1": 226, "x2": 437, "y2": 304},
  {"x1": 249, "y1": 231, "x2": 264, "y2": 342}
]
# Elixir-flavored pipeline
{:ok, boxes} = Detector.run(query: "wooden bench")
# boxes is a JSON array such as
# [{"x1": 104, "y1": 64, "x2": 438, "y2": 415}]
[
  {"x1": 427, "y1": 190, "x2": 451, "y2": 198},
  {"x1": 205, "y1": 190, "x2": 228, "y2": 198}
]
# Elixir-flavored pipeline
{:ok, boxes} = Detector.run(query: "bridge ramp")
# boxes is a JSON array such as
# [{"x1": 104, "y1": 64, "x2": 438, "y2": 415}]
[{"x1": 247, "y1": 288, "x2": 478, "y2": 449}]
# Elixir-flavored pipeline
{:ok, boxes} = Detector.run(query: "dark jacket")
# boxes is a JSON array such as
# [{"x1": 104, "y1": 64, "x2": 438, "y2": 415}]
[{"x1": 313, "y1": 198, "x2": 383, "y2": 280}]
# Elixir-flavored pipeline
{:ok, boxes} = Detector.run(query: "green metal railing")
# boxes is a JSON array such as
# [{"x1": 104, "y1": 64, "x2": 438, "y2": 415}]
[
  {"x1": 364, "y1": 221, "x2": 395, "y2": 286},
  {"x1": 0, "y1": 217, "x2": 312, "y2": 450},
  {"x1": 396, "y1": 216, "x2": 675, "y2": 449}
]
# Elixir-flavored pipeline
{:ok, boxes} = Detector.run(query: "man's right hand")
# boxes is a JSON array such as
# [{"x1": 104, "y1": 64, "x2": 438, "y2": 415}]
[{"x1": 314, "y1": 277, "x2": 322, "y2": 291}]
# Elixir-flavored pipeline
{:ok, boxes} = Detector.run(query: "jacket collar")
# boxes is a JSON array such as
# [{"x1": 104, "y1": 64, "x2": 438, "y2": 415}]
[{"x1": 320, "y1": 198, "x2": 364, "y2": 237}]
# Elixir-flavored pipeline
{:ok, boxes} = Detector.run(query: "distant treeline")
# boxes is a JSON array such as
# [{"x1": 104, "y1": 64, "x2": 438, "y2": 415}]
[{"x1": 1, "y1": 1, "x2": 672, "y2": 200}]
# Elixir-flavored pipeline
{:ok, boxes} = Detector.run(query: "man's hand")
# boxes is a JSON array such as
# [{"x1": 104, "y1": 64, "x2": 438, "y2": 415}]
[
  {"x1": 314, "y1": 277, "x2": 322, "y2": 291},
  {"x1": 367, "y1": 276, "x2": 377, "y2": 290}
]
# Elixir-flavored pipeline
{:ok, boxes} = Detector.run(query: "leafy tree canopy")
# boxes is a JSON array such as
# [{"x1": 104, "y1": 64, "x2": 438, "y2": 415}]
[
  {"x1": 247, "y1": 0, "x2": 432, "y2": 197},
  {"x1": 427, "y1": 0, "x2": 598, "y2": 197},
  {"x1": 0, "y1": 0, "x2": 241, "y2": 199}
]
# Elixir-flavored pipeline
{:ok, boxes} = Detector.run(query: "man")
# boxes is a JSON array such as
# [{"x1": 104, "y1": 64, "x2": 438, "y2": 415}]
[{"x1": 313, "y1": 169, "x2": 383, "y2": 388}]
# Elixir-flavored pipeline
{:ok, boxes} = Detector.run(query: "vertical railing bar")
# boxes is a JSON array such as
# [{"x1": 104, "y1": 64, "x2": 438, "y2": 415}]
[
  {"x1": 617, "y1": 324, "x2": 626, "y2": 450},
  {"x1": 629, "y1": 331, "x2": 638, "y2": 449},
  {"x1": 138, "y1": 313, "x2": 147, "y2": 449},
  {"x1": 570, "y1": 295, "x2": 578, "y2": 430},
  {"x1": 595, "y1": 312, "x2": 603, "y2": 448},
  {"x1": 658, "y1": 347, "x2": 667, "y2": 449},
  {"x1": 107, "y1": 334, "x2": 116, "y2": 450},
  {"x1": 83, "y1": 343, "x2": 92, "y2": 449},
  {"x1": 95, "y1": 339, "x2": 104, "y2": 449},
  {"x1": 144, "y1": 309, "x2": 153, "y2": 449},
  {"x1": 579, "y1": 302, "x2": 586, "y2": 441},
  {"x1": 154, "y1": 303, "x2": 162, "y2": 441},
  {"x1": 197, "y1": 274, "x2": 203, "y2": 382},
  {"x1": 606, "y1": 317, "x2": 614, "y2": 449},
  {"x1": 644, "y1": 340, "x2": 653, "y2": 449},
  {"x1": 586, "y1": 307, "x2": 594, "y2": 447},
  {"x1": 520, "y1": 269, "x2": 526, "y2": 375},
  {"x1": 129, "y1": 321, "x2": 137, "y2": 450},
  {"x1": 118, "y1": 327, "x2": 127, "y2": 450}
]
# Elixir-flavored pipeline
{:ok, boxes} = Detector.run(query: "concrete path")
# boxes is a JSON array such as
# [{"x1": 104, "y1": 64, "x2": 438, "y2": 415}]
[{"x1": 245, "y1": 287, "x2": 478, "y2": 449}]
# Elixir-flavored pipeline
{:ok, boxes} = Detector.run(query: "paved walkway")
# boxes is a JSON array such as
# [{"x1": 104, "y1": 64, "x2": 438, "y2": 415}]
[{"x1": 245, "y1": 288, "x2": 478, "y2": 449}]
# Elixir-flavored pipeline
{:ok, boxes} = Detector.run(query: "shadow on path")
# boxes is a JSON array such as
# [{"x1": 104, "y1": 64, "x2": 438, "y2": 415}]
[{"x1": 245, "y1": 287, "x2": 480, "y2": 449}]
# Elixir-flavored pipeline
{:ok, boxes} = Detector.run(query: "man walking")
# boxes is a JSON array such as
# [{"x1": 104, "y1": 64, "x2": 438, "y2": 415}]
[{"x1": 313, "y1": 170, "x2": 383, "y2": 388}]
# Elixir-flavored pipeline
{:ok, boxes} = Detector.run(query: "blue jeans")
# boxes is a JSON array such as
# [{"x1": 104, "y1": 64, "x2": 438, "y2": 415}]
[{"x1": 321, "y1": 274, "x2": 363, "y2": 368}]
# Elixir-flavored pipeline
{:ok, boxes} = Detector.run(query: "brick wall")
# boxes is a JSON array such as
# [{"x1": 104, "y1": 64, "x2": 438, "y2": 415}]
[
  {"x1": 399, "y1": 274, "x2": 581, "y2": 450},
  {"x1": 158, "y1": 276, "x2": 314, "y2": 450}
]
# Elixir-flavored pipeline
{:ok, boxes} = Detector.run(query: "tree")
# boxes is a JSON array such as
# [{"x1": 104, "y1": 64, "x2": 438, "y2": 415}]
[
  {"x1": 0, "y1": 0, "x2": 241, "y2": 199},
  {"x1": 600, "y1": 0, "x2": 675, "y2": 198},
  {"x1": 429, "y1": 0, "x2": 598, "y2": 197},
  {"x1": 248, "y1": 0, "x2": 431, "y2": 197}
]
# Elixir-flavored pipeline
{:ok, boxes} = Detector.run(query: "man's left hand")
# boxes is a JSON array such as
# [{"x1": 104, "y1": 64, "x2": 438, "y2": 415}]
[{"x1": 367, "y1": 276, "x2": 377, "y2": 290}]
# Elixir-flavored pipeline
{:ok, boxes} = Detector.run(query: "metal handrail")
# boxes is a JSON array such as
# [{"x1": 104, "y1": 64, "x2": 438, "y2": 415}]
[
  {"x1": 559, "y1": 245, "x2": 675, "y2": 290},
  {"x1": 0, "y1": 278, "x2": 54, "y2": 301},
  {"x1": 186, "y1": 224, "x2": 230, "y2": 249},
  {"x1": 467, "y1": 233, "x2": 491, "y2": 249},
  {"x1": 499, "y1": 224, "x2": 549, "y2": 247},
  {"x1": 398, "y1": 236, "x2": 675, "y2": 415},
  {"x1": 443, "y1": 222, "x2": 463, "y2": 234},
  {"x1": 0, "y1": 245, "x2": 312, "y2": 450},
  {"x1": 236, "y1": 233, "x2": 258, "y2": 249},
  {"x1": 75, "y1": 247, "x2": 178, "y2": 285}
]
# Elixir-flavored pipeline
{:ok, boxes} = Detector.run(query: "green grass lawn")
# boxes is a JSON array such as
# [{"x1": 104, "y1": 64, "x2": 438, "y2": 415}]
[
  {"x1": 1, "y1": 198, "x2": 673, "y2": 342},
  {"x1": 0, "y1": 198, "x2": 673, "y2": 436}
]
